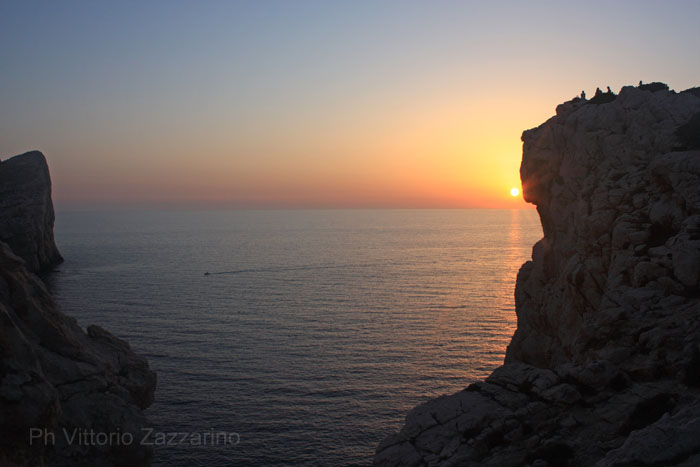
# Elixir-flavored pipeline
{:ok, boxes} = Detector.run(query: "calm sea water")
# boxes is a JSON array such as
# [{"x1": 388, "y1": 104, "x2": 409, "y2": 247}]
[{"x1": 48, "y1": 209, "x2": 541, "y2": 466}]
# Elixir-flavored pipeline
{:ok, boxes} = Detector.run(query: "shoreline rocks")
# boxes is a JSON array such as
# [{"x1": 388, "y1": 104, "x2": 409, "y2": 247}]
[
  {"x1": 0, "y1": 151, "x2": 156, "y2": 466},
  {"x1": 374, "y1": 84, "x2": 700, "y2": 466}
]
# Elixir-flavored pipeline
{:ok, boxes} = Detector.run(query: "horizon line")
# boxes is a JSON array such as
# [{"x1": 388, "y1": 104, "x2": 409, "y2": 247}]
[{"x1": 54, "y1": 204, "x2": 536, "y2": 212}]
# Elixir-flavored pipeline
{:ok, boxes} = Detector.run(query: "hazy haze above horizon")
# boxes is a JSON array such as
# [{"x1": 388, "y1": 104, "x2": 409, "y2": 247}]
[{"x1": 2, "y1": 0, "x2": 699, "y2": 209}]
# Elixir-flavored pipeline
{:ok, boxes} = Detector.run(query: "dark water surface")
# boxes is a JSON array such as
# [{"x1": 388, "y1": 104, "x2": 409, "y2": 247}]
[{"x1": 49, "y1": 209, "x2": 541, "y2": 466}]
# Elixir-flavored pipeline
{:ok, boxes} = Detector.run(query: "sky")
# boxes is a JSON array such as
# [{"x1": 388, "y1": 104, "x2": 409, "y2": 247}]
[{"x1": 2, "y1": 0, "x2": 699, "y2": 209}]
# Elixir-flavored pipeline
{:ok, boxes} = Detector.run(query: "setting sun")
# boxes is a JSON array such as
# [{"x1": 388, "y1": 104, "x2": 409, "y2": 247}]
[{"x1": 510, "y1": 187, "x2": 520, "y2": 197}]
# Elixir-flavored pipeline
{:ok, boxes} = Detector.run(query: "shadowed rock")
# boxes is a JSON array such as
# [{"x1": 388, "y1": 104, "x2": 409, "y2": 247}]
[
  {"x1": 374, "y1": 84, "x2": 700, "y2": 466},
  {"x1": 638, "y1": 81, "x2": 670, "y2": 93},
  {"x1": 681, "y1": 87, "x2": 700, "y2": 99},
  {"x1": 588, "y1": 87, "x2": 617, "y2": 105},
  {"x1": 0, "y1": 151, "x2": 63, "y2": 273},
  {"x1": 676, "y1": 111, "x2": 700, "y2": 150},
  {"x1": 0, "y1": 152, "x2": 156, "y2": 466}
]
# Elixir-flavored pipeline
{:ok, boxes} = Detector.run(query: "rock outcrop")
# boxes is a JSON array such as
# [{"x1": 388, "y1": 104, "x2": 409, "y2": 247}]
[
  {"x1": 374, "y1": 84, "x2": 700, "y2": 466},
  {"x1": 0, "y1": 152, "x2": 156, "y2": 466},
  {"x1": 0, "y1": 151, "x2": 63, "y2": 274}
]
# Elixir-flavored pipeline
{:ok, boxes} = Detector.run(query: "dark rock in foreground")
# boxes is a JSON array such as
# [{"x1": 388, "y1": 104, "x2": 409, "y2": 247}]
[
  {"x1": 374, "y1": 84, "x2": 700, "y2": 466},
  {"x1": 0, "y1": 151, "x2": 156, "y2": 466}
]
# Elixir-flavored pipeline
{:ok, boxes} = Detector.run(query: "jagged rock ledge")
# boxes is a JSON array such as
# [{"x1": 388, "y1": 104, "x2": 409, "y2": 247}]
[
  {"x1": 374, "y1": 84, "x2": 700, "y2": 466},
  {"x1": 0, "y1": 151, "x2": 156, "y2": 466}
]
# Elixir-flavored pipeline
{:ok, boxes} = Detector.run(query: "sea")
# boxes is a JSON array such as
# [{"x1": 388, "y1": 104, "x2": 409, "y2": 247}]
[{"x1": 47, "y1": 209, "x2": 542, "y2": 466}]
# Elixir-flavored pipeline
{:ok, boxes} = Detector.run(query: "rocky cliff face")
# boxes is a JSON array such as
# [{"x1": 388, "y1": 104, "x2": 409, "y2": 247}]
[
  {"x1": 0, "y1": 152, "x2": 156, "y2": 466},
  {"x1": 374, "y1": 84, "x2": 700, "y2": 466},
  {"x1": 0, "y1": 151, "x2": 63, "y2": 274}
]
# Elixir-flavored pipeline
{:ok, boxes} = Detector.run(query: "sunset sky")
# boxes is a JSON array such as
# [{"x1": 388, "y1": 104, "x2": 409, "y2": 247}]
[{"x1": 2, "y1": 1, "x2": 699, "y2": 209}]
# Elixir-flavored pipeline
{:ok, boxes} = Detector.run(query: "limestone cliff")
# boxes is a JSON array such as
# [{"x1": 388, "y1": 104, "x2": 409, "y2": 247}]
[
  {"x1": 0, "y1": 151, "x2": 63, "y2": 274},
  {"x1": 374, "y1": 84, "x2": 700, "y2": 466},
  {"x1": 0, "y1": 152, "x2": 156, "y2": 466}
]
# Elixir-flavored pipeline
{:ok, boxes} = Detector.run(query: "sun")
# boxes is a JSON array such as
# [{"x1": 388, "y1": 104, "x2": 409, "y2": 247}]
[{"x1": 510, "y1": 187, "x2": 520, "y2": 197}]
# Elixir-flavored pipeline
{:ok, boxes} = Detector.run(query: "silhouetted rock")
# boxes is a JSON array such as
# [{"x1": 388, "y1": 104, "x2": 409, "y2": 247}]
[
  {"x1": 0, "y1": 151, "x2": 63, "y2": 273},
  {"x1": 681, "y1": 87, "x2": 700, "y2": 99},
  {"x1": 638, "y1": 81, "x2": 670, "y2": 93},
  {"x1": 374, "y1": 84, "x2": 700, "y2": 466},
  {"x1": 589, "y1": 86, "x2": 617, "y2": 105},
  {"x1": 0, "y1": 152, "x2": 156, "y2": 466}
]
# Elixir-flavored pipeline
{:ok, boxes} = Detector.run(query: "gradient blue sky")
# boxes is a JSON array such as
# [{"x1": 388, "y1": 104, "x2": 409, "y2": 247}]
[{"x1": 2, "y1": 1, "x2": 699, "y2": 208}]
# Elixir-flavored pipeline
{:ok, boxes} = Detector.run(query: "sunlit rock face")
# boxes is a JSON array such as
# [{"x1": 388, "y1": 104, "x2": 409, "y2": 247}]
[
  {"x1": 374, "y1": 84, "x2": 700, "y2": 466},
  {"x1": 0, "y1": 152, "x2": 156, "y2": 467}
]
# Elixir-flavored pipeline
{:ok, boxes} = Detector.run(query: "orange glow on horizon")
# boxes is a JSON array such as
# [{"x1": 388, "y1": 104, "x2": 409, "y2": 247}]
[
  {"x1": 3, "y1": 2, "x2": 698, "y2": 210},
  {"x1": 47, "y1": 80, "x2": 551, "y2": 209}
]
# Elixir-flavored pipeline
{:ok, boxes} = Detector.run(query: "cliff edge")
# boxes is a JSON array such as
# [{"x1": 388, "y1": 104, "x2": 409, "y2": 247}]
[
  {"x1": 374, "y1": 84, "x2": 700, "y2": 466},
  {"x1": 0, "y1": 151, "x2": 63, "y2": 274},
  {"x1": 0, "y1": 151, "x2": 156, "y2": 466}
]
